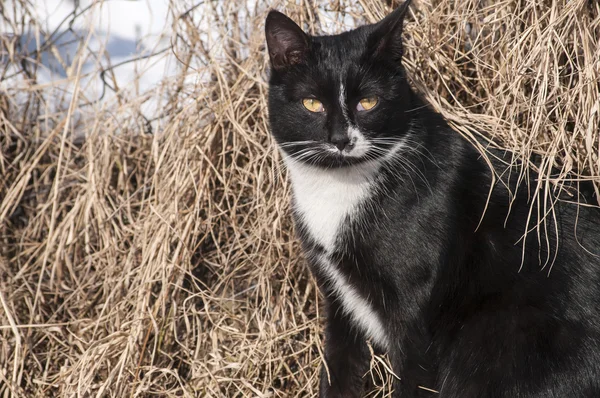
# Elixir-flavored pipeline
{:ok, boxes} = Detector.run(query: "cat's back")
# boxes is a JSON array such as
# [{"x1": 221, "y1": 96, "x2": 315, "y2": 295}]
[{"x1": 431, "y1": 137, "x2": 600, "y2": 397}]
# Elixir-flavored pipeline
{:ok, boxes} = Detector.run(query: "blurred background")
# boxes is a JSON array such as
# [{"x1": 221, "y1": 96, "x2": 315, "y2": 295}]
[{"x1": 1, "y1": 0, "x2": 598, "y2": 396}]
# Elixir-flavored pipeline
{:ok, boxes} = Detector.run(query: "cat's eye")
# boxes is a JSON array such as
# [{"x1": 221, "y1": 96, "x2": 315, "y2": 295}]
[
  {"x1": 302, "y1": 98, "x2": 325, "y2": 113},
  {"x1": 357, "y1": 97, "x2": 379, "y2": 111}
]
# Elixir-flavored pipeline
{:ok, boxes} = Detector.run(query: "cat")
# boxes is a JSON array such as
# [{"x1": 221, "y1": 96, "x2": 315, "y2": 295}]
[{"x1": 265, "y1": 1, "x2": 600, "y2": 397}]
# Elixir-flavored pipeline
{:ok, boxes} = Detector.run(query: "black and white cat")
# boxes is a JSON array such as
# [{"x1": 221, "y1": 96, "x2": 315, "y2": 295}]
[{"x1": 265, "y1": 1, "x2": 600, "y2": 397}]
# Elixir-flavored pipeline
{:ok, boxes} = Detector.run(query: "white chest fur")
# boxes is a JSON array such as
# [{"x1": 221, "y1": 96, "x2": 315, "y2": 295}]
[
  {"x1": 313, "y1": 253, "x2": 390, "y2": 348},
  {"x1": 284, "y1": 157, "x2": 390, "y2": 348},
  {"x1": 284, "y1": 158, "x2": 377, "y2": 252}
]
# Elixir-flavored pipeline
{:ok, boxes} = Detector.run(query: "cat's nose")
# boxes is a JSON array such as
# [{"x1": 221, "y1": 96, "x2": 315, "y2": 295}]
[{"x1": 330, "y1": 133, "x2": 353, "y2": 151}]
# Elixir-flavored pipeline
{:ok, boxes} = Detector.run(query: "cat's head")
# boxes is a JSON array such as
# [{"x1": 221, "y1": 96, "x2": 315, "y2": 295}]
[{"x1": 265, "y1": 0, "x2": 414, "y2": 168}]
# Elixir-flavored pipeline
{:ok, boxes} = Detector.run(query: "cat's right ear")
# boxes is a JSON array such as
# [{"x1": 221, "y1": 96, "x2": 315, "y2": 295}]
[
  {"x1": 265, "y1": 11, "x2": 309, "y2": 71},
  {"x1": 367, "y1": 0, "x2": 412, "y2": 63}
]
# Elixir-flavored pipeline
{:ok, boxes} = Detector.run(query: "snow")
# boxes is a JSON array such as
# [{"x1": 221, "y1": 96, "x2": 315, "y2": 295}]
[
  {"x1": 1, "y1": 0, "x2": 363, "y2": 124},
  {"x1": 2, "y1": 0, "x2": 178, "y2": 122}
]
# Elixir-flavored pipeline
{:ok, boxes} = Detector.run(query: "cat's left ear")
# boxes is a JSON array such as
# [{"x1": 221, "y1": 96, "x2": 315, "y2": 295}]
[
  {"x1": 368, "y1": 0, "x2": 412, "y2": 63},
  {"x1": 265, "y1": 11, "x2": 309, "y2": 71}
]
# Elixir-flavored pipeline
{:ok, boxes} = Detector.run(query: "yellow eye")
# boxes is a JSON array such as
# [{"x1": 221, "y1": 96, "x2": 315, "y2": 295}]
[
  {"x1": 357, "y1": 97, "x2": 378, "y2": 111},
  {"x1": 302, "y1": 98, "x2": 324, "y2": 113}
]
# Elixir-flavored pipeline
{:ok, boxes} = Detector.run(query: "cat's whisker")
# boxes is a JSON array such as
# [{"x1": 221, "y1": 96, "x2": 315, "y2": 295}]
[
  {"x1": 404, "y1": 104, "x2": 431, "y2": 113},
  {"x1": 382, "y1": 146, "x2": 433, "y2": 193},
  {"x1": 356, "y1": 141, "x2": 434, "y2": 194},
  {"x1": 278, "y1": 140, "x2": 321, "y2": 148},
  {"x1": 400, "y1": 158, "x2": 432, "y2": 194}
]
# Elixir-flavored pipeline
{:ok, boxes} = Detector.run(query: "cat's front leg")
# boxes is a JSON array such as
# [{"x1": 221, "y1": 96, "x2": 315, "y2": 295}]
[{"x1": 319, "y1": 298, "x2": 370, "y2": 398}]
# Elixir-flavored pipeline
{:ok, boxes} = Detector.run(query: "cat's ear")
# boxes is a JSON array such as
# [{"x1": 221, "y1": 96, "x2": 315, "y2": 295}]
[
  {"x1": 368, "y1": 0, "x2": 412, "y2": 63},
  {"x1": 265, "y1": 11, "x2": 309, "y2": 71}
]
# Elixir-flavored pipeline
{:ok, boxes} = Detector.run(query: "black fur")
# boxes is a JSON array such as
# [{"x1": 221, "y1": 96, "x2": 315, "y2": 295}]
[{"x1": 265, "y1": 3, "x2": 600, "y2": 397}]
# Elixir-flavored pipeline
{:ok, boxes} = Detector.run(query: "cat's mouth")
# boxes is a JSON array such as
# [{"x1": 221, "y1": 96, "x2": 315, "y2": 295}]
[{"x1": 280, "y1": 141, "x2": 376, "y2": 168}]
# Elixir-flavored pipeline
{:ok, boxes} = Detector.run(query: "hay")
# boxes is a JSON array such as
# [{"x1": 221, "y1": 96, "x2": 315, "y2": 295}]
[{"x1": 0, "y1": 0, "x2": 598, "y2": 396}]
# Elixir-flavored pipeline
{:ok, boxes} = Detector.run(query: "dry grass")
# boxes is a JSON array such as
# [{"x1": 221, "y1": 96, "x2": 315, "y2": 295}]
[{"x1": 0, "y1": 0, "x2": 598, "y2": 396}]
